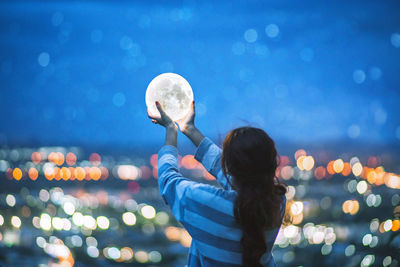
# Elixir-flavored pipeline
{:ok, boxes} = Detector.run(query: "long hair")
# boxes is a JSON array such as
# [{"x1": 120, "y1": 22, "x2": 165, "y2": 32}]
[{"x1": 221, "y1": 127, "x2": 286, "y2": 267}]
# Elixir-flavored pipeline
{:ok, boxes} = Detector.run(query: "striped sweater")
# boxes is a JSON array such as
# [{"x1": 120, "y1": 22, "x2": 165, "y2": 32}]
[{"x1": 158, "y1": 137, "x2": 286, "y2": 266}]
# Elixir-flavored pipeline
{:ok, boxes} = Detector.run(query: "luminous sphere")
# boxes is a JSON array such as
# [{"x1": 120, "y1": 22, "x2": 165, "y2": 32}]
[{"x1": 146, "y1": 73, "x2": 193, "y2": 121}]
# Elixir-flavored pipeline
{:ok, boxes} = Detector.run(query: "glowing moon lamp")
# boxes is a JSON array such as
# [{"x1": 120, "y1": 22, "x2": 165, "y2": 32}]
[{"x1": 145, "y1": 73, "x2": 194, "y2": 121}]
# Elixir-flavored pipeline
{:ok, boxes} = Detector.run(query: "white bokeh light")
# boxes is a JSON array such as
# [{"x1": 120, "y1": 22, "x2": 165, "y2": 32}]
[
  {"x1": 63, "y1": 202, "x2": 75, "y2": 215},
  {"x1": 11, "y1": 216, "x2": 21, "y2": 228},
  {"x1": 141, "y1": 205, "x2": 156, "y2": 219},
  {"x1": 96, "y1": 216, "x2": 110, "y2": 230},
  {"x1": 6, "y1": 194, "x2": 16, "y2": 207},
  {"x1": 122, "y1": 212, "x2": 137, "y2": 226}
]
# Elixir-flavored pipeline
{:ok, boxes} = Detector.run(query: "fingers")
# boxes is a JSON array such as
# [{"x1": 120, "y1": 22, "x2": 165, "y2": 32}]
[
  {"x1": 155, "y1": 101, "x2": 168, "y2": 117},
  {"x1": 147, "y1": 109, "x2": 161, "y2": 126},
  {"x1": 147, "y1": 108, "x2": 160, "y2": 120},
  {"x1": 191, "y1": 100, "x2": 195, "y2": 113}
]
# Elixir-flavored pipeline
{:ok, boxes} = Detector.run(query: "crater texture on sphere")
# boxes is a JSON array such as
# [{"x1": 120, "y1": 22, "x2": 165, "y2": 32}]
[{"x1": 145, "y1": 73, "x2": 193, "y2": 121}]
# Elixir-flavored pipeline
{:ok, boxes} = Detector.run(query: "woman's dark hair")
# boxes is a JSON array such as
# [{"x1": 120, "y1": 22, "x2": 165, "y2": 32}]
[{"x1": 221, "y1": 127, "x2": 286, "y2": 267}]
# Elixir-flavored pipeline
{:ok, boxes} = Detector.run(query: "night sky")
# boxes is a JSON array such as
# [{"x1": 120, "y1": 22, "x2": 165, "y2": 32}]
[{"x1": 1, "y1": 0, "x2": 400, "y2": 149}]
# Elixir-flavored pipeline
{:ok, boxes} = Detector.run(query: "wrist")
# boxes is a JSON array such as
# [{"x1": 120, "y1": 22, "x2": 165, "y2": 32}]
[
  {"x1": 182, "y1": 124, "x2": 196, "y2": 136},
  {"x1": 166, "y1": 123, "x2": 178, "y2": 131},
  {"x1": 165, "y1": 123, "x2": 178, "y2": 147}
]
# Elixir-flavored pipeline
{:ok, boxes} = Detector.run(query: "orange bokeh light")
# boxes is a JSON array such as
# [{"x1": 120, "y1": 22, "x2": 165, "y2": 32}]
[
  {"x1": 66, "y1": 152, "x2": 77, "y2": 166},
  {"x1": 296, "y1": 155, "x2": 306, "y2": 170},
  {"x1": 342, "y1": 200, "x2": 359, "y2": 215},
  {"x1": 89, "y1": 153, "x2": 101, "y2": 166},
  {"x1": 48, "y1": 152, "x2": 56, "y2": 163},
  {"x1": 326, "y1": 161, "x2": 335, "y2": 175},
  {"x1": 31, "y1": 152, "x2": 41, "y2": 164},
  {"x1": 6, "y1": 168, "x2": 13, "y2": 180},
  {"x1": 74, "y1": 167, "x2": 86, "y2": 181},
  {"x1": 13, "y1": 168, "x2": 23, "y2": 180},
  {"x1": 84, "y1": 167, "x2": 91, "y2": 180},
  {"x1": 56, "y1": 152, "x2": 65, "y2": 166},
  {"x1": 152, "y1": 167, "x2": 158, "y2": 179},
  {"x1": 367, "y1": 171, "x2": 377, "y2": 184},
  {"x1": 100, "y1": 166, "x2": 109, "y2": 180},
  {"x1": 202, "y1": 169, "x2": 215, "y2": 180},
  {"x1": 342, "y1": 162, "x2": 351, "y2": 176},
  {"x1": 314, "y1": 166, "x2": 326, "y2": 180},
  {"x1": 89, "y1": 167, "x2": 102, "y2": 180},
  {"x1": 333, "y1": 159, "x2": 344, "y2": 173},
  {"x1": 165, "y1": 226, "x2": 181, "y2": 241},
  {"x1": 179, "y1": 229, "x2": 192, "y2": 248},
  {"x1": 48, "y1": 152, "x2": 65, "y2": 166},
  {"x1": 182, "y1": 155, "x2": 199, "y2": 169},
  {"x1": 150, "y1": 154, "x2": 158, "y2": 168},
  {"x1": 294, "y1": 149, "x2": 306, "y2": 160},
  {"x1": 45, "y1": 167, "x2": 55, "y2": 180},
  {"x1": 28, "y1": 168, "x2": 38, "y2": 180},
  {"x1": 54, "y1": 167, "x2": 61, "y2": 180},
  {"x1": 392, "y1": 220, "x2": 400, "y2": 231},
  {"x1": 60, "y1": 167, "x2": 71, "y2": 180}
]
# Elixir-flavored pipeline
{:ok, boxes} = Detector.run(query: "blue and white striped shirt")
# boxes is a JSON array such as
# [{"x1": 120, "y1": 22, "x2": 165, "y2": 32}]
[{"x1": 158, "y1": 137, "x2": 286, "y2": 267}]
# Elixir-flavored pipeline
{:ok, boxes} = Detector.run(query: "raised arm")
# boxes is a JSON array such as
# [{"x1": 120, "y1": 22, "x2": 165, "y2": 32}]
[
  {"x1": 157, "y1": 145, "x2": 194, "y2": 221},
  {"x1": 194, "y1": 137, "x2": 233, "y2": 190},
  {"x1": 148, "y1": 101, "x2": 195, "y2": 221},
  {"x1": 177, "y1": 101, "x2": 233, "y2": 190}
]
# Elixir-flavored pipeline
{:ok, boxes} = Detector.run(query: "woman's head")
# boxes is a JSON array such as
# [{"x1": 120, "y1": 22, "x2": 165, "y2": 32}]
[
  {"x1": 221, "y1": 127, "x2": 278, "y2": 189},
  {"x1": 221, "y1": 126, "x2": 286, "y2": 267}
]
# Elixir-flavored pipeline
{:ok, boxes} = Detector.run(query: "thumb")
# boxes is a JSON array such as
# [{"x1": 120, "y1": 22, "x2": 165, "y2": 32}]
[{"x1": 155, "y1": 101, "x2": 167, "y2": 117}]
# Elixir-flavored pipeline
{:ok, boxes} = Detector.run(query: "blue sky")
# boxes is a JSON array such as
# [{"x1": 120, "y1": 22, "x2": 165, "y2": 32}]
[{"x1": 0, "y1": 0, "x2": 399, "y2": 149}]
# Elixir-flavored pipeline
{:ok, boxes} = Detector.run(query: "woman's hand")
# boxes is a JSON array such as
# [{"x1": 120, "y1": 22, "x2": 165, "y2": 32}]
[
  {"x1": 176, "y1": 100, "x2": 195, "y2": 134},
  {"x1": 147, "y1": 101, "x2": 178, "y2": 130},
  {"x1": 148, "y1": 101, "x2": 178, "y2": 147},
  {"x1": 177, "y1": 101, "x2": 205, "y2": 147}
]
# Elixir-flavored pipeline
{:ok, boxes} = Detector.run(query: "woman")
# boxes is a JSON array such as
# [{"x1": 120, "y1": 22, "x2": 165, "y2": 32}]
[{"x1": 148, "y1": 101, "x2": 287, "y2": 267}]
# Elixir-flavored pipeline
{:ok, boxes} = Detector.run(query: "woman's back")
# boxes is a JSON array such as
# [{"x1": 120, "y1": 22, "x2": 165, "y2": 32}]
[
  {"x1": 158, "y1": 137, "x2": 286, "y2": 266},
  {"x1": 183, "y1": 184, "x2": 285, "y2": 266}
]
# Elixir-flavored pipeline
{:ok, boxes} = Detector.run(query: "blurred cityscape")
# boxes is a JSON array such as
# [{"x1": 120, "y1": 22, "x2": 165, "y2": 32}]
[{"x1": 0, "y1": 144, "x2": 399, "y2": 266}]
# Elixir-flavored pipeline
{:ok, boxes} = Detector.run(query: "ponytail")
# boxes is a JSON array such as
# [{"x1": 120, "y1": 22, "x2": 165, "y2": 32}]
[
  {"x1": 221, "y1": 127, "x2": 286, "y2": 267},
  {"x1": 234, "y1": 177, "x2": 285, "y2": 267}
]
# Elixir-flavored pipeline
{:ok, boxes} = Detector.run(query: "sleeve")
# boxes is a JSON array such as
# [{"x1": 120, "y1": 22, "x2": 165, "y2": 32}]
[
  {"x1": 194, "y1": 137, "x2": 233, "y2": 191},
  {"x1": 157, "y1": 145, "x2": 199, "y2": 223},
  {"x1": 158, "y1": 145, "x2": 235, "y2": 247}
]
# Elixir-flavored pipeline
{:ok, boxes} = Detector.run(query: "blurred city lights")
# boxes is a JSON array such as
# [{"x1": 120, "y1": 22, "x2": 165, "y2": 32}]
[
  {"x1": 6, "y1": 194, "x2": 16, "y2": 207},
  {"x1": 141, "y1": 205, "x2": 156, "y2": 219},
  {"x1": 122, "y1": 212, "x2": 137, "y2": 226},
  {"x1": 11, "y1": 216, "x2": 21, "y2": 228},
  {"x1": 96, "y1": 216, "x2": 110, "y2": 230}
]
